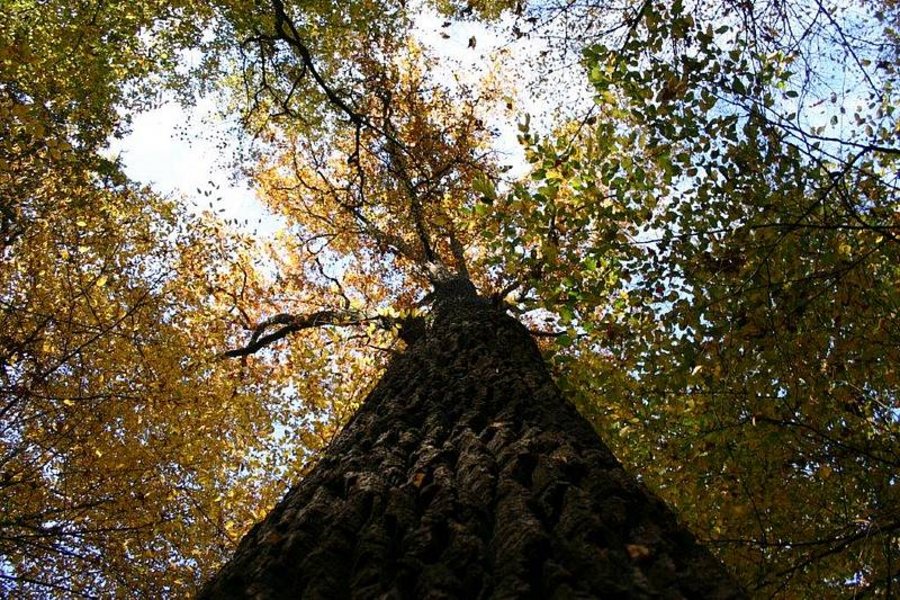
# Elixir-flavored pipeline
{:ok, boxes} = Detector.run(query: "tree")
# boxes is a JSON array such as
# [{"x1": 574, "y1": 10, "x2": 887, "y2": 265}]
[
  {"x1": 200, "y1": 277, "x2": 744, "y2": 598},
  {"x1": 1, "y1": 0, "x2": 897, "y2": 597},
  {"x1": 503, "y1": 1, "x2": 900, "y2": 595},
  {"x1": 193, "y1": 8, "x2": 741, "y2": 592},
  {"x1": 0, "y1": 2, "x2": 310, "y2": 595}
]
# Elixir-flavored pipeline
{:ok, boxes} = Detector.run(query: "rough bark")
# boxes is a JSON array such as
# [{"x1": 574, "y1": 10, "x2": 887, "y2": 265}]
[{"x1": 200, "y1": 283, "x2": 745, "y2": 599}]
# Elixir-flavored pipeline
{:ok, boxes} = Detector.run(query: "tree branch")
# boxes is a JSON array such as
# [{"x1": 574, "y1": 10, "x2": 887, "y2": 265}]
[
  {"x1": 448, "y1": 230, "x2": 470, "y2": 280},
  {"x1": 269, "y1": 0, "x2": 408, "y2": 151},
  {"x1": 225, "y1": 310, "x2": 361, "y2": 358}
]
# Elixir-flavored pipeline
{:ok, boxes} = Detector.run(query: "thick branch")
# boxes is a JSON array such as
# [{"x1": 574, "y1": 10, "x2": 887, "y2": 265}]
[
  {"x1": 448, "y1": 230, "x2": 470, "y2": 280},
  {"x1": 224, "y1": 310, "x2": 361, "y2": 358},
  {"x1": 224, "y1": 309, "x2": 429, "y2": 357}
]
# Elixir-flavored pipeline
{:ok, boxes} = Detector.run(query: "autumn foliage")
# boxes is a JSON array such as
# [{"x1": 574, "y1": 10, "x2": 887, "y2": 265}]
[{"x1": 1, "y1": 0, "x2": 898, "y2": 597}]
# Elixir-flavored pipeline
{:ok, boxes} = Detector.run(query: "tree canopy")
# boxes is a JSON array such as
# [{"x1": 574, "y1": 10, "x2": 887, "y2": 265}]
[{"x1": 1, "y1": 0, "x2": 897, "y2": 597}]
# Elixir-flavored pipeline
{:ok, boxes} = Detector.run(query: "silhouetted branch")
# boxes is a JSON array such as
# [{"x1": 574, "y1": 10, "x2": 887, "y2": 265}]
[
  {"x1": 224, "y1": 308, "x2": 428, "y2": 357},
  {"x1": 225, "y1": 310, "x2": 359, "y2": 357}
]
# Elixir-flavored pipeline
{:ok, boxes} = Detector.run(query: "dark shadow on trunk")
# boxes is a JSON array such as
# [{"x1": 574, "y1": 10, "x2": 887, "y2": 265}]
[{"x1": 200, "y1": 283, "x2": 745, "y2": 599}]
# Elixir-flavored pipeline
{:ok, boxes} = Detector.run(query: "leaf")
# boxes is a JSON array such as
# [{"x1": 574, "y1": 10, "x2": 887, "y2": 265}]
[{"x1": 472, "y1": 175, "x2": 497, "y2": 201}]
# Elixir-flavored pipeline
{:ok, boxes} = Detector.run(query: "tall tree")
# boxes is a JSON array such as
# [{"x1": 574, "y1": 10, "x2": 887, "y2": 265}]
[
  {"x1": 201, "y1": 277, "x2": 744, "y2": 598},
  {"x1": 1, "y1": 0, "x2": 896, "y2": 596},
  {"x1": 190, "y1": 0, "x2": 747, "y2": 595}
]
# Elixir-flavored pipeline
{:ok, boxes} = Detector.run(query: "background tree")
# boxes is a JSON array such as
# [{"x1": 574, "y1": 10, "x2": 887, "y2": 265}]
[
  {"x1": 0, "y1": 1, "x2": 330, "y2": 594},
  {"x1": 491, "y1": 0, "x2": 900, "y2": 595}
]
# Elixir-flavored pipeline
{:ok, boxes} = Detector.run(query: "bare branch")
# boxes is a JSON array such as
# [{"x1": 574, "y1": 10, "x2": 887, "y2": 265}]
[
  {"x1": 314, "y1": 255, "x2": 352, "y2": 310},
  {"x1": 225, "y1": 310, "x2": 360, "y2": 358},
  {"x1": 528, "y1": 328, "x2": 566, "y2": 338}
]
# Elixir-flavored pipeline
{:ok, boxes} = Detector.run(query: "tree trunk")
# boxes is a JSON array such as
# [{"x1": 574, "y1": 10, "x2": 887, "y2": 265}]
[{"x1": 200, "y1": 282, "x2": 744, "y2": 599}]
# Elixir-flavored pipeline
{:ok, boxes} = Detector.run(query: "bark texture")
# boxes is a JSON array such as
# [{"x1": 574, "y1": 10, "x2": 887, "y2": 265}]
[{"x1": 200, "y1": 285, "x2": 745, "y2": 599}]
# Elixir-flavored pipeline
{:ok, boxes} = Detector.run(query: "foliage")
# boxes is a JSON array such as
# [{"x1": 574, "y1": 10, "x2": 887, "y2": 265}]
[
  {"x1": 0, "y1": 0, "x2": 393, "y2": 595},
  {"x1": 509, "y1": 0, "x2": 900, "y2": 595},
  {"x1": 1, "y1": 0, "x2": 898, "y2": 597}
]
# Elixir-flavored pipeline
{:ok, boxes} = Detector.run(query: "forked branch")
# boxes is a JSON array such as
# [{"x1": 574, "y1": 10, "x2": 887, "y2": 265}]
[{"x1": 269, "y1": 0, "x2": 408, "y2": 151}]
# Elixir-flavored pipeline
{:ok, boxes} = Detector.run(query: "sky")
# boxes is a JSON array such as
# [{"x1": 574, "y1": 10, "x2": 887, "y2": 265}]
[
  {"x1": 107, "y1": 8, "x2": 592, "y2": 237},
  {"x1": 107, "y1": 96, "x2": 281, "y2": 236}
]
